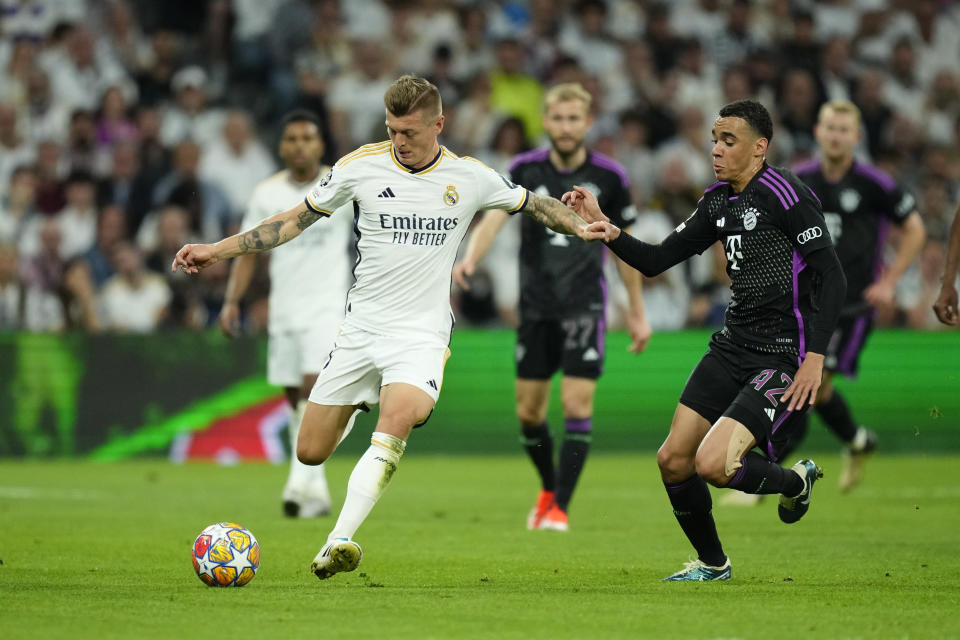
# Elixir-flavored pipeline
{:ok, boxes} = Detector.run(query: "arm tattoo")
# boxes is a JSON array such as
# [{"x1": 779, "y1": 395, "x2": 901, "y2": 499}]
[
  {"x1": 523, "y1": 192, "x2": 586, "y2": 235},
  {"x1": 297, "y1": 209, "x2": 322, "y2": 231},
  {"x1": 238, "y1": 221, "x2": 283, "y2": 253}
]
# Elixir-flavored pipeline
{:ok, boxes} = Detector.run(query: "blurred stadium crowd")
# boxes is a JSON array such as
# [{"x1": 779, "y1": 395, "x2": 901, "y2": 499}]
[{"x1": 0, "y1": 0, "x2": 957, "y2": 333}]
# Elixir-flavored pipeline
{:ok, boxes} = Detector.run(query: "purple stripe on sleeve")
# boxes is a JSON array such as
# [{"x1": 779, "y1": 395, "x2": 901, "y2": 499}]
[
  {"x1": 805, "y1": 185, "x2": 822, "y2": 208},
  {"x1": 508, "y1": 148, "x2": 550, "y2": 173},
  {"x1": 792, "y1": 250, "x2": 807, "y2": 359},
  {"x1": 589, "y1": 151, "x2": 630, "y2": 190},
  {"x1": 853, "y1": 162, "x2": 896, "y2": 193},
  {"x1": 766, "y1": 168, "x2": 799, "y2": 204},
  {"x1": 758, "y1": 176, "x2": 790, "y2": 209},
  {"x1": 564, "y1": 417, "x2": 593, "y2": 433}
]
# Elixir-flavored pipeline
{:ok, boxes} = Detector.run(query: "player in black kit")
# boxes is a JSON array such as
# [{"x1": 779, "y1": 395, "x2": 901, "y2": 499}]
[
  {"x1": 792, "y1": 101, "x2": 925, "y2": 491},
  {"x1": 454, "y1": 83, "x2": 650, "y2": 531},
  {"x1": 565, "y1": 100, "x2": 846, "y2": 581}
]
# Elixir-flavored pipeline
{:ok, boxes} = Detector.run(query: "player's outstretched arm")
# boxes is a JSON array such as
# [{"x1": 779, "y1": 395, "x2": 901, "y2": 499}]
[
  {"x1": 521, "y1": 192, "x2": 604, "y2": 241},
  {"x1": 933, "y1": 202, "x2": 960, "y2": 325},
  {"x1": 172, "y1": 202, "x2": 323, "y2": 274},
  {"x1": 453, "y1": 209, "x2": 510, "y2": 290}
]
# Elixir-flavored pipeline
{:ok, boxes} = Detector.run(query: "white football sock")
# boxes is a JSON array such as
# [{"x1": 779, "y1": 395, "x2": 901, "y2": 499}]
[
  {"x1": 285, "y1": 400, "x2": 317, "y2": 494},
  {"x1": 328, "y1": 432, "x2": 406, "y2": 541}
]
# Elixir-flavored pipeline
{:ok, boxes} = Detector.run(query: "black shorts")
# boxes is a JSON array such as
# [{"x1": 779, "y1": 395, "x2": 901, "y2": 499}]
[
  {"x1": 824, "y1": 311, "x2": 874, "y2": 378},
  {"x1": 678, "y1": 333, "x2": 809, "y2": 463},
  {"x1": 516, "y1": 315, "x2": 605, "y2": 380}
]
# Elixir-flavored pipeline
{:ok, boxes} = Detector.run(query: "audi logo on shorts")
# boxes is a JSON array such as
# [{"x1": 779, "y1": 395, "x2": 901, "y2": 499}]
[{"x1": 796, "y1": 226, "x2": 823, "y2": 244}]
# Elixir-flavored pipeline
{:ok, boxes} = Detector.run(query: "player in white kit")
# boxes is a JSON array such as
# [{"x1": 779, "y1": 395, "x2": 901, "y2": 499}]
[
  {"x1": 219, "y1": 110, "x2": 354, "y2": 518},
  {"x1": 173, "y1": 75, "x2": 605, "y2": 580}
]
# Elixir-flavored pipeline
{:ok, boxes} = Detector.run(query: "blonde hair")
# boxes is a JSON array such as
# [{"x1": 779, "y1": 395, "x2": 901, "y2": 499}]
[
  {"x1": 818, "y1": 100, "x2": 861, "y2": 126},
  {"x1": 542, "y1": 82, "x2": 592, "y2": 114},
  {"x1": 383, "y1": 75, "x2": 442, "y2": 120}
]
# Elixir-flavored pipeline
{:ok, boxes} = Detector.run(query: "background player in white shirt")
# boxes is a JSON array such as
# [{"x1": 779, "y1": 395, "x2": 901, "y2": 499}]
[
  {"x1": 173, "y1": 75, "x2": 605, "y2": 581},
  {"x1": 219, "y1": 110, "x2": 354, "y2": 519}
]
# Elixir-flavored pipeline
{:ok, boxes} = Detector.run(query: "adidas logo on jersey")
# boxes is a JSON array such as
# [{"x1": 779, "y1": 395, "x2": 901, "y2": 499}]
[
  {"x1": 378, "y1": 187, "x2": 397, "y2": 198},
  {"x1": 765, "y1": 408, "x2": 776, "y2": 421},
  {"x1": 582, "y1": 348, "x2": 600, "y2": 362},
  {"x1": 426, "y1": 379, "x2": 438, "y2": 391}
]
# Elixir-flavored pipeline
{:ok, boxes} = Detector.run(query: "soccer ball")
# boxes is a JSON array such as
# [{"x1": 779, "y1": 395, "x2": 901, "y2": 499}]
[{"x1": 192, "y1": 522, "x2": 260, "y2": 587}]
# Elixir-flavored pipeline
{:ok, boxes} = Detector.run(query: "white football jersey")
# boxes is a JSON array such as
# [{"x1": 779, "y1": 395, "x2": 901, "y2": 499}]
[
  {"x1": 242, "y1": 168, "x2": 353, "y2": 333},
  {"x1": 305, "y1": 142, "x2": 529, "y2": 338}
]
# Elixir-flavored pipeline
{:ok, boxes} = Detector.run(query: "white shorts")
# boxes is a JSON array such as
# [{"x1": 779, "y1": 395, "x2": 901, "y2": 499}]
[
  {"x1": 267, "y1": 318, "x2": 342, "y2": 387},
  {"x1": 308, "y1": 323, "x2": 451, "y2": 407}
]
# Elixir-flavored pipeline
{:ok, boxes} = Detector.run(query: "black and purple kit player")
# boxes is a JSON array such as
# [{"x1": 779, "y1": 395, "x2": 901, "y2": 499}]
[
  {"x1": 566, "y1": 100, "x2": 847, "y2": 581},
  {"x1": 790, "y1": 100, "x2": 925, "y2": 491}
]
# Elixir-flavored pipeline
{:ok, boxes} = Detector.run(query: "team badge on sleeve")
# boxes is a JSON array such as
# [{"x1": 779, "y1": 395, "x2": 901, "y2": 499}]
[{"x1": 443, "y1": 184, "x2": 459, "y2": 206}]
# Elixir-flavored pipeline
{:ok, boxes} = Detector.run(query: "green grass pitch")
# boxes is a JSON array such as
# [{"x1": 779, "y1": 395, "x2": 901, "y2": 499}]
[{"x1": 1, "y1": 454, "x2": 958, "y2": 639}]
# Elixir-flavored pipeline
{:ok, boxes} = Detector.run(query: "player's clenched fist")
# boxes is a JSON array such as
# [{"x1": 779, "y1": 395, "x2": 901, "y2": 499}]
[{"x1": 172, "y1": 243, "x2": 219, "y2": 274}]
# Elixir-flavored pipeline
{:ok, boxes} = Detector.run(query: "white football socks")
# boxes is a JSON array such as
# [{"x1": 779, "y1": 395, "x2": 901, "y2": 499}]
[
  {"x1": 328, "y1": 431, "x2": 406, "y2": 541},
  {"x1": 285, "y1": 400, "x2": 325, "y2": 494}
]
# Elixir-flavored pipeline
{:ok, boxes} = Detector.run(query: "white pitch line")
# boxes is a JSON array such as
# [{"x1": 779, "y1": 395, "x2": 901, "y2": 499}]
[{"x1": 0, "y1": 486, "x2": 104, "y2": 500}]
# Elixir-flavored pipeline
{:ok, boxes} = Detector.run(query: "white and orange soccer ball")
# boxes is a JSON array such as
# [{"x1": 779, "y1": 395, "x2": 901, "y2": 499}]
[{"x1": 192, "y1": 522, "x2": 260, "y2": 587}]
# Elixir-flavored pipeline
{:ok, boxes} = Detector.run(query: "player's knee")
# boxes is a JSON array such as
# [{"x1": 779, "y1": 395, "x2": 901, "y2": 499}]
[
  {"x1": 657, "y1": 444, "x2": 693, "y2": 477},
  {"x1": 517, "y1": 405, "x2": 545, "y2": 426},
  {"x1": 296, "y1": 443, "x2": 328, "y2": 466},
  {"x1": 694, "y1": 448, "x2": 727, "y2": 487}
]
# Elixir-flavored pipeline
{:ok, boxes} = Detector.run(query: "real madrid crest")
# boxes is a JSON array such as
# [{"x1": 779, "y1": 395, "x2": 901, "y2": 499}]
[
  {"x1": 443, "y1": 184, "x2": 459, "y2": 206},
  {"x1": 743, "y1": 207, "x2": 758, "y2": 231},
  {"x1": 840, "y1": 188, "x2": 860, "y2": 212}
]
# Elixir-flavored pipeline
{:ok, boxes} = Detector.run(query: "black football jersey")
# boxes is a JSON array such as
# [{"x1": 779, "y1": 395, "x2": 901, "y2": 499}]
[
  {"x1": 509, "y1": 149, "x2": 636, "y2": 319},
  {"x1": 671, "y1": 164, "x2": 835, "y2": 357},
  {"x1": 794, "y1": 159, "x2": 915, "y2": 311}
]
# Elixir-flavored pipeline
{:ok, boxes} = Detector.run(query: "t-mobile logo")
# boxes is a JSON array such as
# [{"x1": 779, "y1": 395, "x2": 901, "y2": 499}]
[{"x1": 724, "y1": 234, "x2": 743, "y2": 270}]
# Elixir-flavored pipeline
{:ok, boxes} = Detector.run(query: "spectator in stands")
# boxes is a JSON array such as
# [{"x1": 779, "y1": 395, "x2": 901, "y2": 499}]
[
  {"x1": 159, "y1": 65, "x2": 226, "y2": 150},
  {"x1": 149, "y1": 139, "x2": 232, "y2": 245},
  {"x1": 327, "y1": 40, "x2": 394, "y2": 153},
  {"x1": 199, "y1": 110, "x2": 276, "y2": 219},
  {"x1": 819, "y1": 37, "x2": 856, "y2": 103},
  {"x1": 44, "y1": 25, "x2": 130, "y2": 113},
  {"x1": 32, "y1": 139, "x2": 67, "y2": 215},
  {"x1": 883, "y1": 39, "x2": 926, "y2": 126},
  {"x1": 22, "y1": 69, "x2": 70, "y2": 145},
  {"x1": 81, "y1": 203, "x2": 127, "y2": 287},
  {"x1": 0, "y1": 243, "x2": 22, "y2": 329},
  {"x1": 19, "y1": 218, "x2": 66, "y2": 331},
  {"x1": 64, "y1": 109, "x2": 106, "y2": 176},
  {"x1": 98, "y1": 240, "x2": 171, "y2": 333},
  {"x1": 854, "y1": 68, "x2": 894, "y2": 157},
  {"x1": 0, "y1": 36, "x2": 38, "y2": 109},
  {"x1": 56, "y1": 170, "x2": 99, "y2": 260},
  {"x1": 134, "y1": 29, "x2": 181, "y2": 106},
  {"x1": 488, "y1": 38, "x2": 544, "y2": 142},
  {"x1": 0, "y1": 103, "x2": 35, "y2": 194},
  {"x1": 97, "y1": 142, "x2": 153, "y2": 229},
  {"x1": 0, "y1": 166, "x2": 40, "y2": 250},
  {"x1": 94, "y1": 85, "x2": 139, "y2": 148},
  {"x1": 450, "y1": 6, "x2": 494, "y2": 84}
]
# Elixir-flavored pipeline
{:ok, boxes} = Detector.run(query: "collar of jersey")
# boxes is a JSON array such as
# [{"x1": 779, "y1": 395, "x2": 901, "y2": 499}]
[{"x1": 391, "y1": 146, "x2": 443, "y2": 174}]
